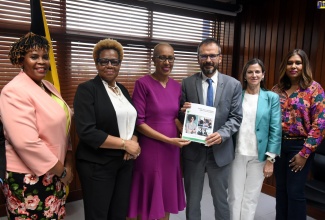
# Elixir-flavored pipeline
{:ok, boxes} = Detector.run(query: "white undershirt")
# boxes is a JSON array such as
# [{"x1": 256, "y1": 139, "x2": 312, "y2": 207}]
[
  {"x1": 236, "y1": 93, "x2": 259, "y2": 156},
  {"x1": 102, "y1": 80, "x2": 137, "y2": 140}
]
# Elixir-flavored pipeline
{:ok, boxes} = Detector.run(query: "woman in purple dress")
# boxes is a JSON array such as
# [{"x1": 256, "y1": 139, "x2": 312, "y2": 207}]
[{"x1": 128, "y1": 43, "x2": 190, "y2": 220}]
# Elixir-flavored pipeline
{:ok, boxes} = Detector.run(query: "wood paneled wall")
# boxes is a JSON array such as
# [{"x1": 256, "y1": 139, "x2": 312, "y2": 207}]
[
  {"x1": 234, "y1": 0, "x2": 325, "y2": 90},
  {"x1": 235, "y1": 0, "x2": 325, "y2": 218},
  {"x1": 1, "y1": 0, "x2": 324, "y2": 218}
]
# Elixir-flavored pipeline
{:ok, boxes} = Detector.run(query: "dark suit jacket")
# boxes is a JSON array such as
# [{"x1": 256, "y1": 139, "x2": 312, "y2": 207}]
[
  {"x1": 180, "y1": 72, "x2": 243, "y2": 167},
  {"x1": 73, "y1": 75, "x2": 136, "y2": 164},
  {"x1": 0, "y1": 121, "x2": 6, "y2": 180}
]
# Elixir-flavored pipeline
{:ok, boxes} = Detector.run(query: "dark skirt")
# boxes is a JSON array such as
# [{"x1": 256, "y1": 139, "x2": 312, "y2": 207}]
[{"x1": 1, "y1": 171, "x2": 67, "y2": 219}]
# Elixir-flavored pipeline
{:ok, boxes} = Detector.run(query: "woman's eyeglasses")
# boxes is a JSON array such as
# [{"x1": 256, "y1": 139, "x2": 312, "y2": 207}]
[
  {"x1": 154, "y1": 56, "x2": 175, "y2": 63},
  {"x1": 97, "y1": 58, "x2": 121, "y2": 66}
]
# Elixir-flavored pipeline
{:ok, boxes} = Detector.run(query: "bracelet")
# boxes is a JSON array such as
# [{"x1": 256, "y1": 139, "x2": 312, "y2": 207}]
[
  {"x1": 0, "y1": 178, "x2": 3, "y2": 185},
  {"x1": 60, "y1": 167, "x2": 67, "y2": 179},
  {"x1": 121, "y1": 139, "x2": 126, "y2": 150},
  {"x1": 267, "y1": 157, "x2": 276, "y2": 163}
]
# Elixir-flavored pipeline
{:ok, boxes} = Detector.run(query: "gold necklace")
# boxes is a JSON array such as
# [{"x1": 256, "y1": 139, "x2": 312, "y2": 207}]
[
  {"x1": 40, "y1": 82, "x2": 46, "y2": 91},
  {"x1": 107, "y1": 84, "x2": 120, "y2": 96}
]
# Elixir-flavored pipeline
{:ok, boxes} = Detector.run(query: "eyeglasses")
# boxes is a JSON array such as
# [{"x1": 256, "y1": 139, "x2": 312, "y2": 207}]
[
  {"x1": 97, "y1": 58, "x2": 121, "y2": 66},
  {"x1": 199, "y1": 54, "x2": 221, "y2": 60},
  {"x1": 154, "y1": 56, "x2": 175, "y2": 63}
]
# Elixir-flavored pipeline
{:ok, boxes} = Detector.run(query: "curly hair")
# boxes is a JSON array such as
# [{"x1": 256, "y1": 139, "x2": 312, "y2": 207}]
[
  {"x1": 187, "y1": 114, "x2": 196, "y2": 121},
  {"x1": 241, "y1": 58, "x2": 267, "y2": 90},
  {"x1": 8, "y1": 32, "x2": 49, "y2": 67},
  {"x1": 278, "y1": 49, "x2": 313, "y2": 90},
  {"x1": 93, "y1": 38, "x2": 124, "y2": 63}
]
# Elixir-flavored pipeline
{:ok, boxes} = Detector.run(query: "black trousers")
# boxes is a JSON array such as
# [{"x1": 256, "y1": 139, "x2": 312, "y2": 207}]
[
  {"x1": 274, "y1": 139, "x2": 313, "y2": 220},
  {"x1": 76, "y1": 156, "x2": 133, "y2": 220}
]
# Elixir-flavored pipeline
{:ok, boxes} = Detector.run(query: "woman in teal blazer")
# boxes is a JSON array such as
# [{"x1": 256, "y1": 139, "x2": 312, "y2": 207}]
[{"x1": 228, "y1": 58, "x2": 282, "y2": 220}]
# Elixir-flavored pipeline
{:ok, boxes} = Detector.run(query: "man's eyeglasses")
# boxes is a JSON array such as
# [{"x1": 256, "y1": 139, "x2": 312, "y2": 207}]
[
  {"x1": 199, "y1": 54, "x2": 221, "y2": 60},
  {"x1": 97, "y1": 58, "x2": 121, "y2": 66},
  {"x1": 154, "y1": 56, "x2": 175, "y2": 63}
]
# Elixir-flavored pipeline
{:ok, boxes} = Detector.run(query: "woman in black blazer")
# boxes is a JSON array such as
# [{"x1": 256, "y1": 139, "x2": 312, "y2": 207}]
[{"x1": 74, "y1": 38, "x2": 141, "y2": 220}]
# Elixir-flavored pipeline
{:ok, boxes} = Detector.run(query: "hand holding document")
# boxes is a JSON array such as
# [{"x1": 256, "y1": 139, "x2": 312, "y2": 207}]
[{"x1": 182, "y1": 103, "x2": 216, "y2": 144}]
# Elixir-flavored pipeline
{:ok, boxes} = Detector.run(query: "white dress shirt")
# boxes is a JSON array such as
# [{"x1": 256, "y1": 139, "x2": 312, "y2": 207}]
[{"x1": 201, "y1": 71, "x2": 218, "y2": 106}]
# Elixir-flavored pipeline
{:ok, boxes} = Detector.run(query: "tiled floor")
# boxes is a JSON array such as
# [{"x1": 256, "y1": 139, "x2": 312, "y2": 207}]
[
  {"x1": 0, "y1": 174, "x2": 316, "y2": 220},
  {"x1": 62, "y1": 194, "x2": 278, "y2": 220}
]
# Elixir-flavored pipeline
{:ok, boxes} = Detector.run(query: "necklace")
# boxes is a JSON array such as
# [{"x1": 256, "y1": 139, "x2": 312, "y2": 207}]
[
  {"x1": 40, "y1": 82, "x2": 46, "y2": 91},
  {"x1": 107, "y1": 84, "x2": 121, "y2": 96},
  {"x1": 38, "y1": 81, "x2": 51, "y2": 96}
]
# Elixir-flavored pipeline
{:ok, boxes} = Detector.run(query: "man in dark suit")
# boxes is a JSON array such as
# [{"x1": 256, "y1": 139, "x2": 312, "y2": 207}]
[
  {"x1": 180, "y1": 38, "x2": 243, "y2": 220},
  {"x1": 0, "y1": 121, "x2": 6, "y2": 186}
]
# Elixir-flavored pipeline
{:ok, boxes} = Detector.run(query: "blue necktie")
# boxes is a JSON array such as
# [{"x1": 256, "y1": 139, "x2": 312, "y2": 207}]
[{"x1": 206, "y1": 78, "x2": 213, "y2": 106}]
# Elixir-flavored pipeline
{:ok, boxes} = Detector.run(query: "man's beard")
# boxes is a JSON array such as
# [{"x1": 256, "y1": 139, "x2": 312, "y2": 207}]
[{"x1": 201, "y1": 63, "x2": 218, "y2": 77}]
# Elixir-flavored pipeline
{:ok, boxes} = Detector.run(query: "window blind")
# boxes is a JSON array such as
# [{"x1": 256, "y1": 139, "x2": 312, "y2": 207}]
[{"x1": 0, "y1": 0, "x2": 235, "y2": 107}]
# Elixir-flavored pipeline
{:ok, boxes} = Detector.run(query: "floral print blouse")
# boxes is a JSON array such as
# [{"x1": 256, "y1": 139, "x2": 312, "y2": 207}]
[{"x1": 272, "y1": 81, "x2": 325, "y2": 158}]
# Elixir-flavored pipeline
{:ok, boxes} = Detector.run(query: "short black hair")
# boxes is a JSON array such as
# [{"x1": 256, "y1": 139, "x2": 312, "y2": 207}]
[{"x1": 197, "y1": 38, "x2": 221, "y2": 55}]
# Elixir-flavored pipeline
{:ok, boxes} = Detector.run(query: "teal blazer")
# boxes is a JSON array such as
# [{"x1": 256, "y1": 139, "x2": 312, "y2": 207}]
[{"x1": 239, "y1": 89, "x2": 282, "y2": 161}]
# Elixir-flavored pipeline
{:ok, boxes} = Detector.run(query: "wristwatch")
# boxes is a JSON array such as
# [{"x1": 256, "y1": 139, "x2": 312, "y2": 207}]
[
  {"x1": 60, "y1": 167, "x2": 67, "y2": 179},
  {"x1": 267, "y1": 157, "x2": 276, "y2": 163}
]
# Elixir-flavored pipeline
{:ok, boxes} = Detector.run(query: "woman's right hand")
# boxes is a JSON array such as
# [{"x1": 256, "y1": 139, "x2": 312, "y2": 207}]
[
  {"x1": 124, "y1": 139, "x2": 141, "y2": 157},
  {"x1": 263, "y1": 160, "x2": 274, "y2": 178},
  {"x1": 60, "y1": 167, "x2": 73, "y2": 185},
  {"x1": 168, "y1": 138, "x2": 191, "y2": 148},
  {"x1": 181, "y1": 102, "x2": 191, "y2": 112}
]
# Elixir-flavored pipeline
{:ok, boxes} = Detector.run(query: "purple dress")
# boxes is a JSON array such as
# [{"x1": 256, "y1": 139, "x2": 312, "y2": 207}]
[{"x1": 128, "y1": 75, "x2": 186, "y2": 220}]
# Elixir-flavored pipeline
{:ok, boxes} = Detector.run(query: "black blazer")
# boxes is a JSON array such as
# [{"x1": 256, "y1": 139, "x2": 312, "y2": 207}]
[
  {"x1": 73, "y1": 75, "x2": 136, "y2": 164},
  {"x1": 0, "y1": 121, "x2": 6, "y2": 180}
]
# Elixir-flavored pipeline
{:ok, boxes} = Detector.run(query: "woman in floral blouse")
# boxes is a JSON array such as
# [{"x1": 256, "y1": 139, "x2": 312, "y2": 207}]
[{"x1": 272, "y1": 49, "x2": 325, "y2": 220}]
